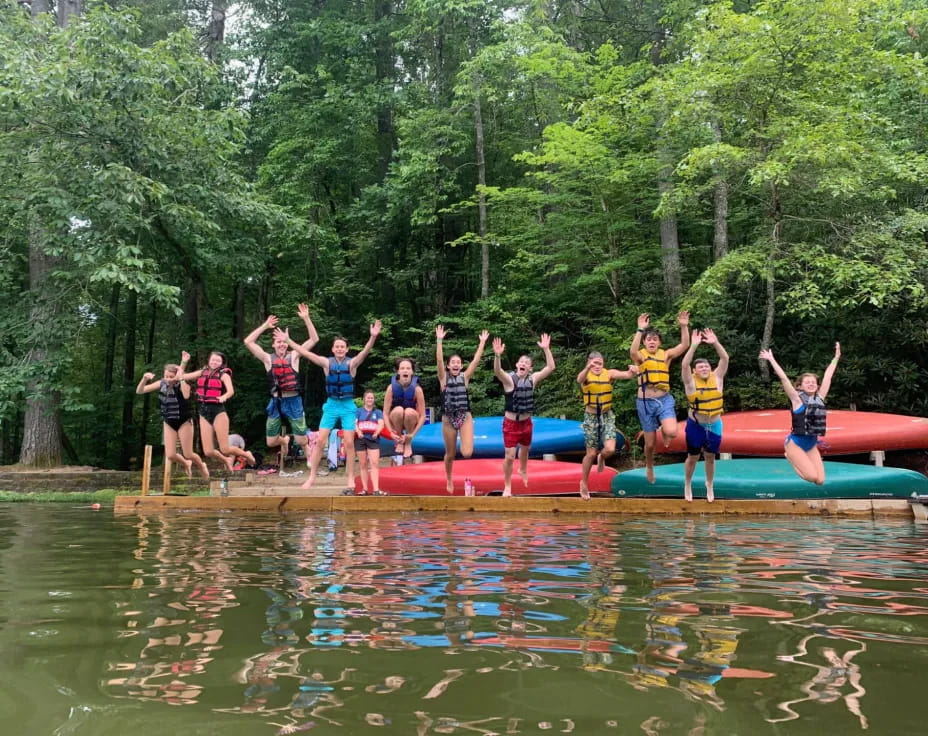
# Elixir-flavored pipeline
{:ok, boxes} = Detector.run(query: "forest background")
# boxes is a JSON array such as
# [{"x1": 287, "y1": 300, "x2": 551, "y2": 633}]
[{"x1": 2, "y1": 0, "x2": 927, "y2": 470}]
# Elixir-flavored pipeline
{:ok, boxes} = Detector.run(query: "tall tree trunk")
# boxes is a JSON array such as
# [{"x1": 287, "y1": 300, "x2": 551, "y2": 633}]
[
  {"x1": 232, "y1": 283, "x2": 245, "y2": 340},
  {"x1": 103, "y1": 284, "x2": 121, "y2": 393},
  {"x1": 139, "y1": 304, "x2": 157, "y2": 463},
  {"x1": 657, "y1": 161, "x2": 682, "y2": 303},
  {"x1": 759, "y1": 184, "x2": 782, "y2": 380},
  {"x1": 57, "y1": 0, "x2": 82, "y2": 26},
  {"x1": 204, "y1": 1, "x2": 227, "y2": 62},
  {"x1": 600, "y1": 196, "x2": 619, "y2": 303},
  {"x1": 474, "y1": 88, "x2": 489, "y2": 299},
  {"x1": 710, "y1": 118, "x2": 729, "y2": 261},
  {"x1": 119, "y1": 291, "x2": 138, "y2": 470},
  {"x1": 30, "y1": 1, "x2": 51, "y2": 17}
]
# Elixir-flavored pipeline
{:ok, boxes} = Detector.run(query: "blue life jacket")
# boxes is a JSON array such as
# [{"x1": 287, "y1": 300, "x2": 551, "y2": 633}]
[
  {"x1": 391, "y1": 375, "x2": 419, "y2": 409},
  {"x1": 326, "y1": 357, "x2": 354, "y2": 399}
]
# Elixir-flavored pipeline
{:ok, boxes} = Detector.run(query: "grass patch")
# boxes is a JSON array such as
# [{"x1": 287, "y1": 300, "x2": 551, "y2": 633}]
[{"x1": 0, "y1": 488, "x2": 211, "y2": 503}]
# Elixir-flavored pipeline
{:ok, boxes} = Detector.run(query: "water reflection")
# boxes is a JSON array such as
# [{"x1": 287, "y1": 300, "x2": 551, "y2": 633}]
[{"x1": 89, "y1": 513, "x2": 928, "y2": 733}]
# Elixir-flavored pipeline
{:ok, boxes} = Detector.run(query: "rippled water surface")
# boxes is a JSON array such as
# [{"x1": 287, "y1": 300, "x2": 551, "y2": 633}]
[{"x1": 1, "y1": 506, "x2": 927, "y2": 735}]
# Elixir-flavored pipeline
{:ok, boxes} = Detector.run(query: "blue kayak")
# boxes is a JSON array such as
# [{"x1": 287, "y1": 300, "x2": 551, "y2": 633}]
[
  {"x1": 409, "y1": 416, "x2": 619, "y2": 459},
  {"x1": 612, "y1": 459, "x2": 928, "y2": 500}
]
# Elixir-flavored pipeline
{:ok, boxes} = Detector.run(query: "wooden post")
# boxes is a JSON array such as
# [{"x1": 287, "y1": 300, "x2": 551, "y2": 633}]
[
  {"x1": 141, "y1": 444, "x2": 152, "y2": 496},
  {"x1": 162, "y1": 458, "x2": 172, "y2": 495}
]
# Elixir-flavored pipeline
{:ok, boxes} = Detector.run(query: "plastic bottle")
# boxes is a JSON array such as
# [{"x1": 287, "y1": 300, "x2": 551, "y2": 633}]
[
  {"x1": 464, "y1": 478, "x2": 474, "y2": 496},
  {"x1": 220, "y1": 479, "x2": 229, "y2": 497}
]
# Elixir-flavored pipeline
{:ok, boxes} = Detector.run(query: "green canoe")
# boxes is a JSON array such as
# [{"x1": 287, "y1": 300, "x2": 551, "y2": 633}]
[{"x1": 612, "y1": 459, "x2": 928, "y2": 500}]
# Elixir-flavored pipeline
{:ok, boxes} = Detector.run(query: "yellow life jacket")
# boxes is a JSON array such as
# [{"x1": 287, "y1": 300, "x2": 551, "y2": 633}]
[
  {"x1": 638, "y1": 348, "x2": 670, "y2": 392},
  {"x1": 582, "y1": 371, "x2": 613, "y2": 412},
  {"x1": 687, "y1": 373, "x2": 723, "y2": 419}
]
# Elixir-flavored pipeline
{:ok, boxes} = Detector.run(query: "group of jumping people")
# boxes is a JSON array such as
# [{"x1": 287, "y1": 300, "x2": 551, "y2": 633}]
[{"x1": 138, "y1": 305, "x2": 841, "y2": 499}]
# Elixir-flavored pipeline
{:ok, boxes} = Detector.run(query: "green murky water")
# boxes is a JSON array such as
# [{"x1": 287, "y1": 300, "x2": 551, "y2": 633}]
[{"x1": 0, "y1": 506, "x2": 926, "y2": 735}]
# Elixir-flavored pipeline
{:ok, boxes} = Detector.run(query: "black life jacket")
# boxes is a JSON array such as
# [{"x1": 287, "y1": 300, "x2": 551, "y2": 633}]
[
  {"x1": 792, "y1": 391, "x2": 827, "y2": 436},
  {"x1": 442, "y1": 373, "x2": 470, "y2": 414},
  {"x1": 159, "y1": 380, "x2": 190, "y2": 422},
  {"x1": 504, "y1": 372, "x2": 534, "y2": 415},
  {"x1": 268, "y1": 353, "x2": 300, "y2": 396},
  {"x1": 326, "y1": 357, "x2": 354, "y2": 399}
]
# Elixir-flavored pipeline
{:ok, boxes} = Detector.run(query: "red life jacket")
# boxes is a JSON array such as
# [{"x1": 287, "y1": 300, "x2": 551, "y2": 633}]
[
  {"x1": 197, "y1": 367, "x2": 229, "y2": 403},
  {"x1": 269, "y1": 353, "x2": 300, "y2": 396}
]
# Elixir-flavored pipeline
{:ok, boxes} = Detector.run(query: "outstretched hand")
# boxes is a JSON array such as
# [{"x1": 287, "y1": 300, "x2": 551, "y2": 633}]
[
  {"x1": 436, "y1": 325, "x2": 447, "y2": 341},
  {"x1": 370, "y1": 319, "x2": 382, "y2": 338},
  {"x1": 627, "y1": 364, "x2": 640, "y2": 375},
  {"x1": 677, "y1": 310, "x2": 690, "y2": 326},
  {"x1": 537, "y1": 333, "x2": 551, "y2": 350},
  {"x1": 265, "y1": 315, "x2": 279, "y2": 330},
  {"x1": 273, "y1": 327, "x2": 290, "y2": 343},
  {"x1": 492, "y1": 336, "x2": 505, "y2": 356},
  {"x1": 691, "y1": 330, "x2": 704, "y2": 346},
  {"x1": 759, "y1": 348, "x2": 774, "y2": 362},
  {"x1": 702, "y1": 328, "x2": 718, "y2": 344},
  {"x1": 181, "y1": 350, "x2": 191, "y2": 363},
  {"x1": 297, "y1": 303, "x2": 311, "y2": 320},
  {"x1": 478, "y1": 329, "x2": 490, "y2": 343},
  {"x1": 143, "y1": 372, "x2": 155, "y2": 381},
  {"x1": 637, "y1": 313, "x2": 650, "y2": 330}
]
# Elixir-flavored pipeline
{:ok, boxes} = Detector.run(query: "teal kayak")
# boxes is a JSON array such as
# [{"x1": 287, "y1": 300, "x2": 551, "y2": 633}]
[{"x1": 612, "y1": 459, "x2": 928, "y2": 500}]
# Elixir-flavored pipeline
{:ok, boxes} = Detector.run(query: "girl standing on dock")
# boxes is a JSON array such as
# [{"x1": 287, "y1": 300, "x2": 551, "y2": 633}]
[
  {"x1": 135, "y1": 353, "x2": 209, "y2": 479},
  {"x1": 759, "y1": 343, "x2": 841, "y2": 485},
  {"x1": 355, "y1": 389, "x2": 387, "y2": 496},
  {"x1": 436, "y1": 325, "x2": 489, "y2": 495}
]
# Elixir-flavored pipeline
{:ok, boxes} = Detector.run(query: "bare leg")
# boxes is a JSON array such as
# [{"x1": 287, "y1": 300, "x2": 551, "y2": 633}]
[
  {"x1": 441, "y1": 419, "x2": 458, "y2": 493},
  {"x1": 302, "y1": 428, "x2": 331, "y2": 490},
  {"x1": 458, "y1": 413, "x2": 475, "y2": 458},
  {"x1": 402, "y1": 408, "x2": 419, "y2": 457},
  {"x1": 659, "y1": 416, "x2": 679, "y2": 447},
  {"x1": 163, "y1": 423, "x2": 193, "y2": 477},
  {"x1": 785, "y1": 442, "x2": 825, "y2": 485},
  {"x1": 683, "y1": 455, "x2": 698, "y2": 502},
  {"x1": 389, "y1": 406, "x2": 406, "y2": 454},
  {"x1": 643, "y1": 431, "x2": 657, "y2": 483},
  {"x1": 502, "y1": 446, "x2": 516, "y2": 497},
  {"x1": 357, "y1": 448, "x2": 370, "y2": 493},
  {"x1": 518, "y1": 446, "x2": 529, "y2": 487},
  {"x1": 178, "y1": 420, "x2": 208, "y2": 479},
  {"x1": 199, "y1": 416, "x2": 233, "y2": 472},
  {"x1": 368, "y1": 447, "x2": 381, "y2": 491},
  {"x1": 214, "y1": 412, "x2": 256, "y2": 466},
  {"x1": 580, "y1": 446, "x2": 597, "y2": 500},
  {"x1": 704, "y1": 455, "x2": 715, "y2": 502}
]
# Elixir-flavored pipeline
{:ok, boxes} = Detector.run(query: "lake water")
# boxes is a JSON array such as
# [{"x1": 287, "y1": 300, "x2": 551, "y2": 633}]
[{"x1": 0, "y1": 506, "x2": 926, "y2": 735}]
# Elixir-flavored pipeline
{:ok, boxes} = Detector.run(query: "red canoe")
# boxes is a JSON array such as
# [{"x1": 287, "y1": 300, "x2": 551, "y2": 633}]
[
  {"x1": 656, "y1": 410, "x2": 928, "y2": 456},
  {"x1": 356, "y1": 459, "x2": 616, "y2": 496}
]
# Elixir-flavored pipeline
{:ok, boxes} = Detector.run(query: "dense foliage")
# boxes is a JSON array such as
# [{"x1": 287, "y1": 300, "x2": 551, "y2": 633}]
[{"x1": 2, "y1": 0, "x2": 927, "y2": 468}]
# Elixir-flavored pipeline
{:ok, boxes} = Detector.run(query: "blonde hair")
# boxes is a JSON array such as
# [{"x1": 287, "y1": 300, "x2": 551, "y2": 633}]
[{"x1": 794, "y1": 372, "x2": 818, "y2": 389}]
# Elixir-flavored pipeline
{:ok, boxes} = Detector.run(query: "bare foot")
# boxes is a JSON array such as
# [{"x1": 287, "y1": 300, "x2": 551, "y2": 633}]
[
  {"x1": 646, "y1": 465, "x2": 655, "y2": 484},
  {"x1": 579, "y1": 482, "x2": 590, "y2": 501},
  {"x1": 706, "y1": 485, "x2": 714, "y2": 503},
  {"x1": 195, "y1": 458, "x2": 210, "y2": 479},
  {"x1": 223, "y1": 456, "x2": 235, "y2": 473},
  {"x1": 245, "y1": 450, "x2": 256, "y2": 467},
  {"x1": 662, "y1": 431, "x2": 672, "y2": 448},
  {"x1": 183, "y1": 458, "x2": 194, "y2": 478},
  {"x1": 301, "y1": 479, "x2": 313, "y2": 491},
  {"x1": 502, "y1": 487, "x2": 512, "y2": 498},
  {"x1": 278, "y1": 436, "x2": 290, "y2": 468},
  {"x1": 597, "y1": 453, "x2": 605, "y2": 473},
  {"x1": 446, "y1": 481, "x2": 455, "y2": 495},
  {"x1": 403, "y1": 441, "x2": 413, "y2": 458},
  {"x1": 519, "y1": 469, "x2": 528, "y2": 487},
  {"x1": 684, "y1": 483, "x2": 693, "y2": 502}
]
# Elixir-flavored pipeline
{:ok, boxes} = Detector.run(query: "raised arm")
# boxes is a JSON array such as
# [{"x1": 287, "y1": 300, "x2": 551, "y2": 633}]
[
  {"x1": 349, "y1": 319, "x2": 382, "y2": 373},
  {"x1": 436, "y1": 325, "x2": 447, "y2": 389},
  {"x1": 664, "y1": 310, "x2": 691, "y2": 360},
  {"x1": 630, "y1": 313, "x2": 648, "y2": 364},
  {"x1": 177, "y1": 351, "x2": 202, "y2": 382},
  {"x1": 818, "y1": 342, "x2": 840, "y2": 400},
  {"x1": 492, "y1": 337, "x2": 514, "y2": 392},
  {"x1": 577, "y1": 358, "x2": 594, "y2": 385},
  {"x1": 275, "y1": 328, "x2": 328, "y2": 368},
  {"x1": 244, "y1": 315, "x2": 276, "y2": 366},
  {"x1": 531, "y1": 333, "x2": 556, "y2": 384},
  {"x1": 759, "y1": 348, "x2": 800, "y2": 406},
  {"x1": 680, "y1": 329, "x2": 702, "y2": 396},
  {"x1": 136, "y1": 371, "x2": 160, "y2": 394},
  {"x1": 297, "y1": 303, "x2": 320, "y2": 350},
  {"x1": 463, "y1": 330, "x2": 490, "y2": 382},
  {"x1": 702, "y1": 328, "x2": 729, "y2": 381}
]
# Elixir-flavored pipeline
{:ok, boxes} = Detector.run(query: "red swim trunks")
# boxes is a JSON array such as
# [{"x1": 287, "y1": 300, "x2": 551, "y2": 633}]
[{"x1": 503, "y1": 416, "x2": 534, "y2": 448}]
